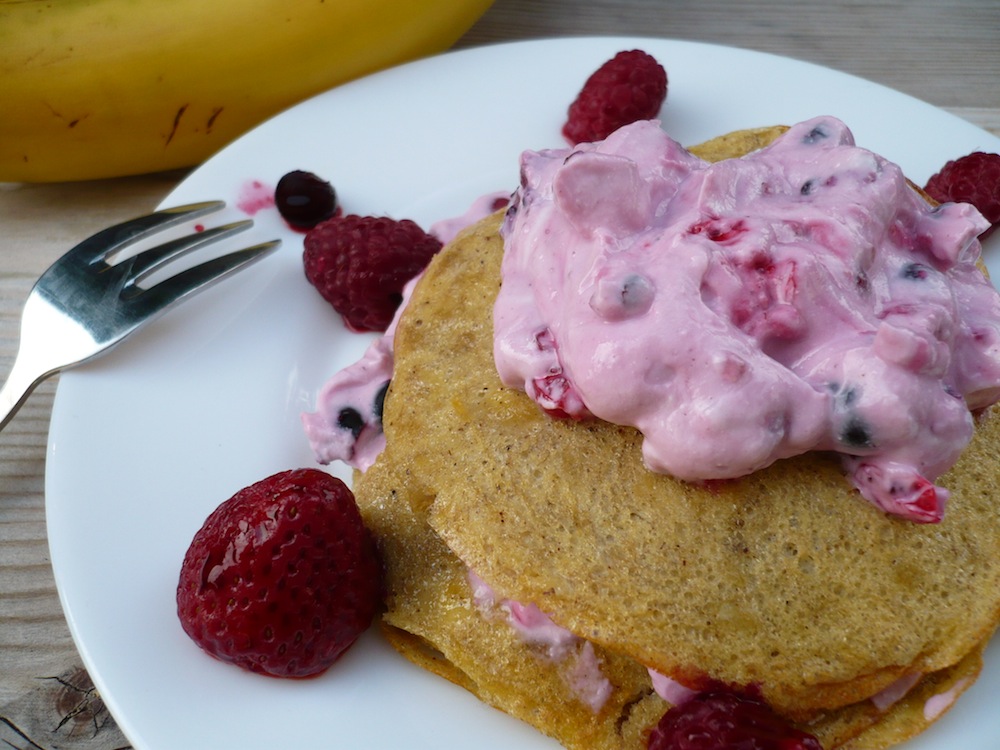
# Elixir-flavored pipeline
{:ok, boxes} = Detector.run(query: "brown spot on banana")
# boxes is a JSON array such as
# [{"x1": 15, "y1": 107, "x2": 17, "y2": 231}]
[
  {"x1": 206, "y1": 107, "x2": 224, "y2": 134},
  {"x1": 43, "y1": 101, "x2": 89, "y2": 129},
  {"x1": 165, "y1": 104, "x2": 189, "y2": 147}
]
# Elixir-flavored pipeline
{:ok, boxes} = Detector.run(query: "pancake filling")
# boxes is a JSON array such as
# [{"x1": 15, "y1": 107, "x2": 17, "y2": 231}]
[{"x1": 468, "y1": 570, "x2": 613, "y2": 712}]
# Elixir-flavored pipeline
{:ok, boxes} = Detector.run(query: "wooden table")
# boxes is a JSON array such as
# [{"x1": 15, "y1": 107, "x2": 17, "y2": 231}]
[{"x1": 2, "y1": 0, "x2": 998, "y2": 747}]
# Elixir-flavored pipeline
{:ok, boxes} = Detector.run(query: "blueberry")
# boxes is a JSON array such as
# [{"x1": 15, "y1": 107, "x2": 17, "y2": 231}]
[
  {"x1": 620, "y1": 274, "x2": 655, "y2": 311},
  {"x1": 589, "y1": 273, "x2": 655, "y2": 320},
  {"x1": 840, "y1": 415, "x2": 874, "y2": 449},
  {"x1": 828, "y1": 384, "x2": 875, "y2": 448},
  {"x1": 902, "y1": 262, "x2": 930, "y2": 280},
  {"x1": 802, "y1": 125, "x2": 829, "y2": 144},
  {"x1": 336, "y1": 407, "x2": 365, "y2": 439},
  {"x1": 372, "y1": 380, "x2": 390, "y2": 423},
  {"x1": 275, "y1": 170, "x2": 338, "y2": 229}
]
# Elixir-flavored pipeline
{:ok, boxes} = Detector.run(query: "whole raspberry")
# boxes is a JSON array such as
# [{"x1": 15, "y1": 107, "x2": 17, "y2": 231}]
[
  {"x1": 924, "y1": 151, "x2": 1000, "y2": 237},
  {"x1": 303, "y1": 215, "x2": 442, "y2": 332},
  {"x1": 562, "y1": 49, "x2": 668, "y2": 145},
  {"x1": 176, "y1": 468, "x2": 382, "y2": 679},
  {"x1": 646, "y1": 692, "x2": 822, "y2": 750}
]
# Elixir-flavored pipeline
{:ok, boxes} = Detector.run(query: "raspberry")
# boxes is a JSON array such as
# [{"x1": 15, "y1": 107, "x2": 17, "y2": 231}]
[
  {"x1": 562, "y1": 49, "x2": 668, "y2": 145},
  {"x1": 303, "y1": 214, "x2": 442, "y2": 332},
  {"x1": 646, "y1": 692, "x2": 823, "y2": 750},
  {"x1": 176, "y1": 468, "x2": 382, "y2": 679},
  {"x1": 924, "y1": 151, "x2": 1000, "y2": 237},
  {"x1": 275, "y1": 170, "x2": 340, "y2": 230}
]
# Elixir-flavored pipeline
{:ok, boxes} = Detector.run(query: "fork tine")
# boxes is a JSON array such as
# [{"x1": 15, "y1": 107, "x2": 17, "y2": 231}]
[
  {"x1": 121, "y1": 219, "x2": 253, "y2": 288},
  {"x1": 126, "y1": 240, "x2": 281, "y2": 322},
  {"x1": 62, "y1": 200, "x2": 227, "y2": 267}
]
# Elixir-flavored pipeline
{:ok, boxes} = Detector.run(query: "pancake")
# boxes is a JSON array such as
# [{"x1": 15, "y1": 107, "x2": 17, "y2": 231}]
[{"x1": 351, "y1": 129, "x2": 1000, "y2": 748}]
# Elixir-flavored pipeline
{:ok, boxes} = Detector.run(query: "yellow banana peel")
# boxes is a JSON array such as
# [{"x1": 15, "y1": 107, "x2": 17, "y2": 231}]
[{"x1": 0, "y1": 0, "x2": 494, "y2": 182}]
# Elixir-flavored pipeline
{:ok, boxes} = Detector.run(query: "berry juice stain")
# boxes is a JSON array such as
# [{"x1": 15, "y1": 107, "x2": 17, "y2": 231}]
[{"x1": 236, "y1": 179, "x2": 276, "y2": 216}]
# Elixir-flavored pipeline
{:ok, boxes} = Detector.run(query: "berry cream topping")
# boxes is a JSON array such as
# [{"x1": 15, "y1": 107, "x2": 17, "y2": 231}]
[{"x1": 495, "y1": 116, "x2": 1000, "y2": 523}]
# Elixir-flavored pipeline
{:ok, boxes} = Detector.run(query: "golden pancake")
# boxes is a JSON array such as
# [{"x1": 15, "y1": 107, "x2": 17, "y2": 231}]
[
  {"x1": 352, "y1": 128, "x2": 1000, "y2": 748},
  {"x1": 361, "y1": 442, "x2": 987, "y2": 749}
]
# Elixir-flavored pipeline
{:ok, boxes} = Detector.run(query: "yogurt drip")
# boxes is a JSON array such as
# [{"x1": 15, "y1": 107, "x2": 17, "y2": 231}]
[
  {"x1": 494, "y1": 116, "x2": 1000, "y2": 523},
  {"x1": 301, "y1": 275, "x2": 417, "y2": 472}
]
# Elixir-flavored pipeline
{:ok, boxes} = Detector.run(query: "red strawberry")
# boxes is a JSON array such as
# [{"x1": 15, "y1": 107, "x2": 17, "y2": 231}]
[
  {"x1": 924, "y1": 151, "x2": 1000, "y2": 238},
  {"x1": 303, "y1": 214, "x2": 442, "y2": 332},
  {"x1": 562, "y1": 49, "x2": 668, "y2": 145},
  {"x1": 176, "y1": 468, "x2": 381, "y2": 679},
  {"x1": 646, "y1": 691, "x2": 822, "y2": 750}
]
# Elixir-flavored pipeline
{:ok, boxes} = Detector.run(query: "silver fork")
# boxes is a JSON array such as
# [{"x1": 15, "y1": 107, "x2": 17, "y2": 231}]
[{"x1": 0, "y1": 200, "x2": 280, "y2": 431}]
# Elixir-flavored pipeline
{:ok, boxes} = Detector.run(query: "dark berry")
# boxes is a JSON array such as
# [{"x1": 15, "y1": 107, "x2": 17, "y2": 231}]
[
  {"x1": 372, "y1": 380, "x2": 390, "y2": 422},
  {"x1": 590, "y1": 273, "x2": 655, "y2": 321},
  {"x1": 924, "y1": 151, "x2": 1000, "y2": 237},
  {"x1": 802, "y1": 125, "x2": 830, "y2": 144},
  {"x1": 562, "y1": 50, "x2": 667, "y2": 145},
  {"x1": 902, "y1": 262, "x2": 930, "y2": 280},
  {"x1": 840, "y1": 415, "x2": 874, "y2": 449},
  {"x1": 337, "y1": 407, "x2": 365, "y2": 439},
  {"x1": 647, "y1": 692, "x2": 822, "y2": 750},
  {"x1": 276, "y1": 170, "x2": 339, "y2": 229},
  {"x1": 303, "y1": 215, "x2": 442, "y2": 332}
]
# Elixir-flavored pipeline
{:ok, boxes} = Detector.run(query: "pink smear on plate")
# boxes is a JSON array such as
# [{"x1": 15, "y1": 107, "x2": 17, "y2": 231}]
[{"x1": 236, "y1": 179, "x2": 275, "y2": 216}]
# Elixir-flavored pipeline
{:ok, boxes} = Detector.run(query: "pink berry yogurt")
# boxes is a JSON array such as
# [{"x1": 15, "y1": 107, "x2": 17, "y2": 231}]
[
  {"x1": 494, "y1": 116, "x2": 1000, "y2": 523},
  {"x1": 429, "y1": 190, "x2": 511, "y2": 245},
  {"x1": 301, "y1": 274, "x2": 415, "y2": 472}
]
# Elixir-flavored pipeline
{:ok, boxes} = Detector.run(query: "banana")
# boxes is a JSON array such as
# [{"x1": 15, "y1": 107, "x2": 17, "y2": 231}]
[{"x1": 0, "y1": 0, "x2": 494, "y2": 183}]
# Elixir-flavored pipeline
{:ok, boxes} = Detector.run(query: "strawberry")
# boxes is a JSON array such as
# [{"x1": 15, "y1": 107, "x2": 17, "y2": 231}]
[
  {"x1": 562, "y1": 49, "x2": 668, "y2": 145},
  {"x1": 176, "y1": 468, "x2": 381, "y2": 678},
  {"x1": 924, "y1": 151, "x2": 1000, "y2": 238},
  {"x1": 303, "y1": 214, "x2": 442, "y2": 332}
]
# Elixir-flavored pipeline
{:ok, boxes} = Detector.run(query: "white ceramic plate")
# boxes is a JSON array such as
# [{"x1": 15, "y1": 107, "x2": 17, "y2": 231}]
[{"x1": 46, "y1": 37, "x2": 1000, "y2": 750}]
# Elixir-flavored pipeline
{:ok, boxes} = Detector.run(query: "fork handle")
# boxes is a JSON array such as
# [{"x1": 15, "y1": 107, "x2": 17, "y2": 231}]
[{"x1": 0, "y1": 349, "x2": 53, "y2": 432}]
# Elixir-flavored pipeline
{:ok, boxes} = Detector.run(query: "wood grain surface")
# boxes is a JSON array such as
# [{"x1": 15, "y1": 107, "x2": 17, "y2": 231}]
[{"x1": 2, "y1": 0, "x2": 998, "y2": 747}]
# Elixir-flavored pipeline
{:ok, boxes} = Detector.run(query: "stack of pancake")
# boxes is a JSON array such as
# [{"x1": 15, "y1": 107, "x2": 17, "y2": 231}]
[{"x1": 352, "y1": 127, "x2": 1000, "y2": 749}]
